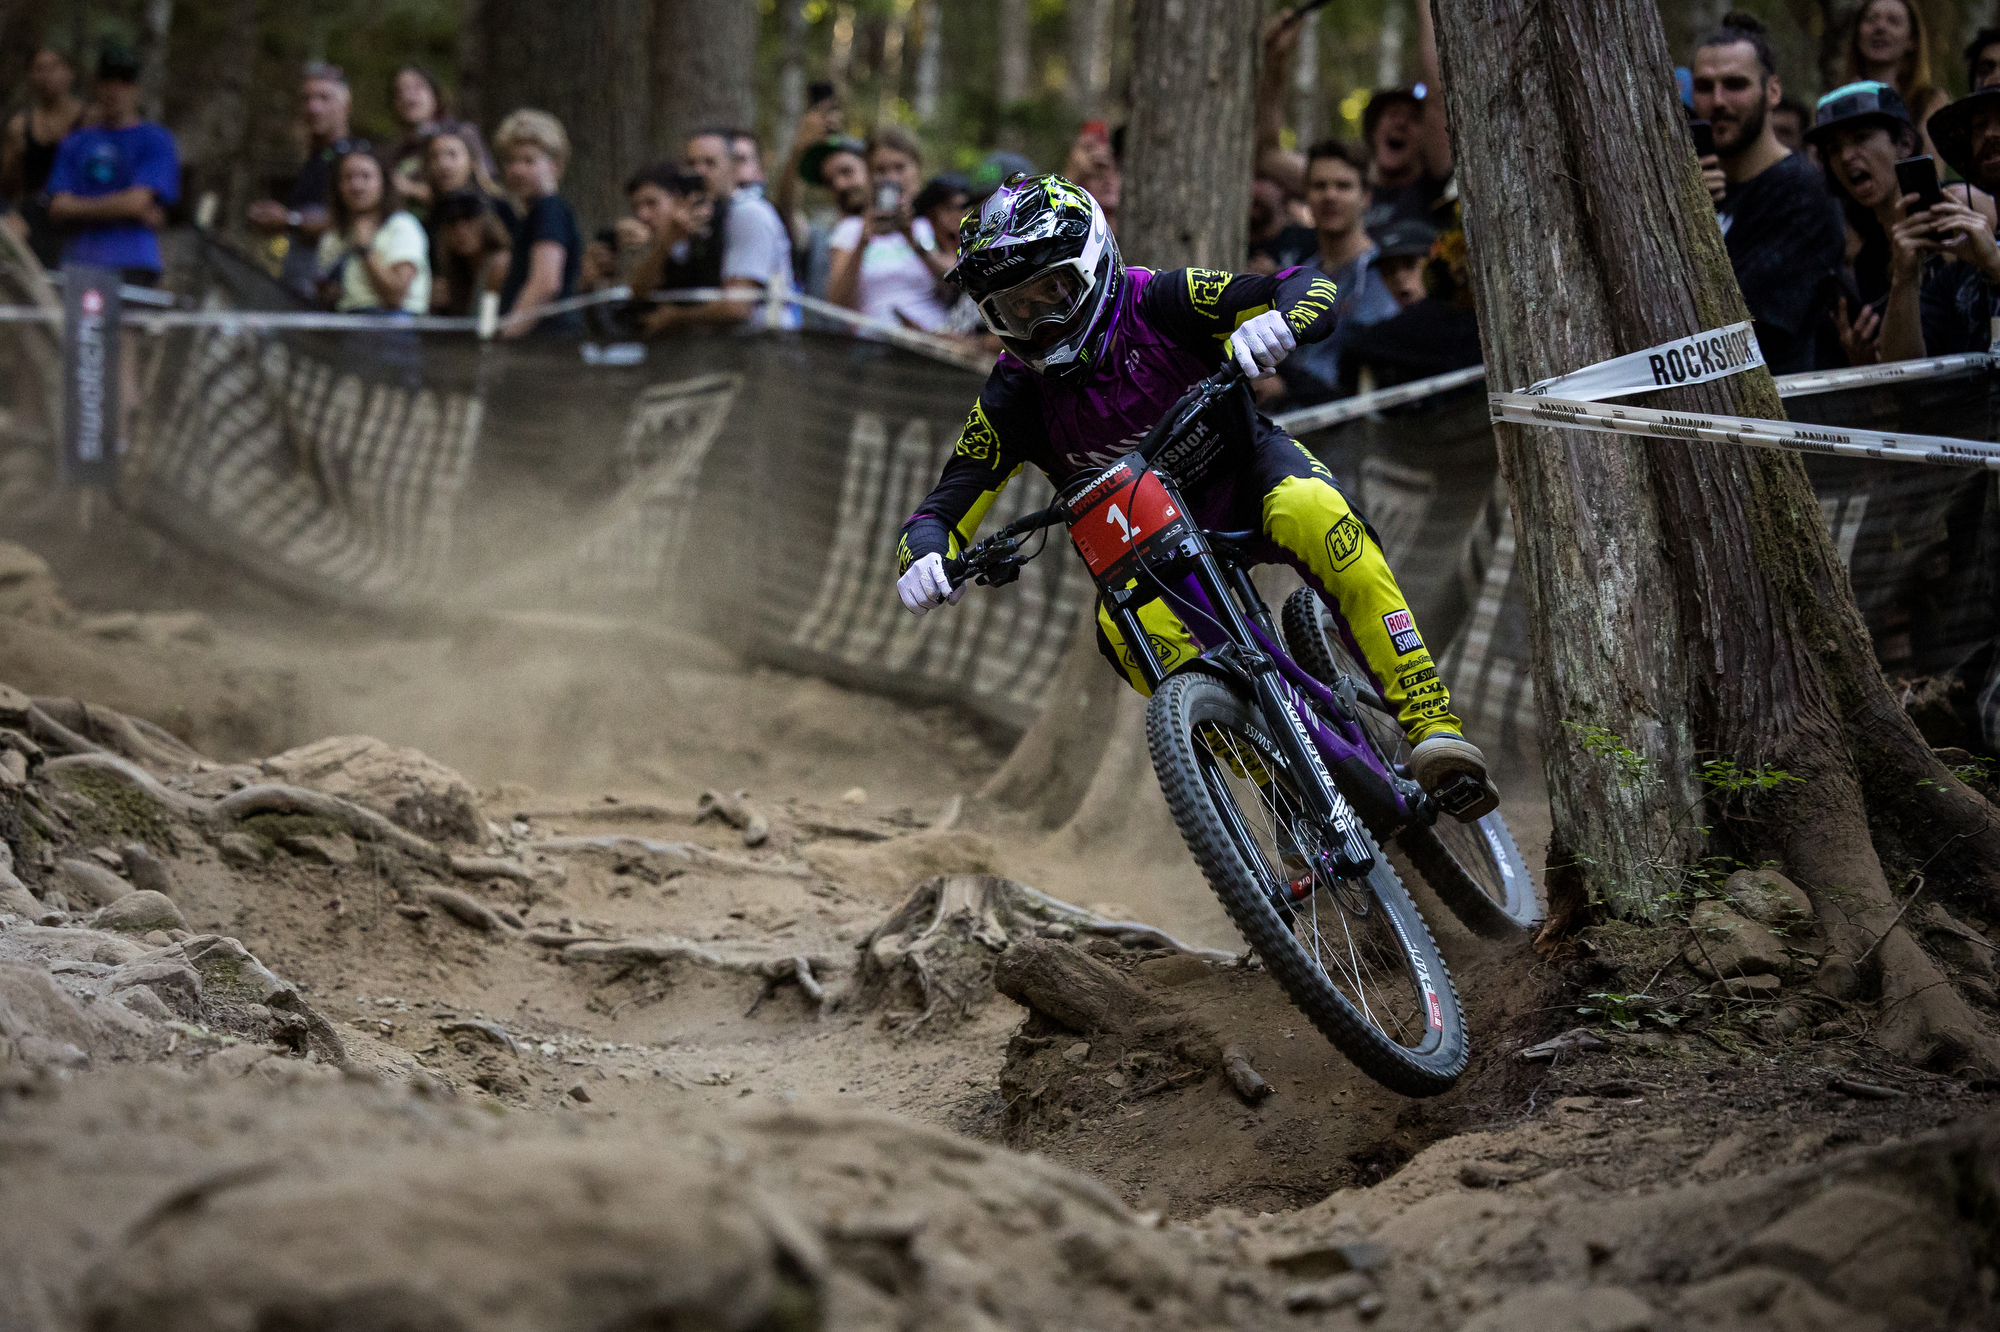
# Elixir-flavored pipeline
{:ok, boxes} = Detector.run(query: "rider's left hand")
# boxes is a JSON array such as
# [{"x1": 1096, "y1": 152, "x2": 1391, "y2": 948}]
[{"x1": 1226, "y1": 309, "x2": 1296, "y2": 378}]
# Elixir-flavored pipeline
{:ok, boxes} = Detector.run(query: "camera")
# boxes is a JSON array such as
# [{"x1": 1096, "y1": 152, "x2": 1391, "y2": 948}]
[{"x1": 875, "y1": 180, "x2": 902, "y2": 215}]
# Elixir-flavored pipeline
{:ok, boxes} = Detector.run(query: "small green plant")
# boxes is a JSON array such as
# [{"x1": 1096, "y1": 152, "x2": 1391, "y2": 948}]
[
  {"x1": 1698, "y1": 759, "x2": 1805, "y2": 798},
  {"x1": 1578, "y1": 991, "x2": 1642, "y2": 1030},
  {"x1": 1562, "y1": 721, "x2": 1652, "y2": 786}
]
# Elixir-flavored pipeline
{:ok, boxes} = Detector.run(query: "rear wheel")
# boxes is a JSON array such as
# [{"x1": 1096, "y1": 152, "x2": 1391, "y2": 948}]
[
  {"x1": 1281, "y1": 587, "x2": 1540, "y2": 936},
  {"x1": 1145, "y1": 671, "x2": 1467, "y2": 1096}
]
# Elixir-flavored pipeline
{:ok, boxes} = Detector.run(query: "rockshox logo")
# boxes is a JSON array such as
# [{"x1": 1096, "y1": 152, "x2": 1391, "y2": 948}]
[
  {"x1": 1645, "y1": 324, "x2": 1757, "y2": 387},
  {"x1": 1382, "y1": 608, "x2": 1423, "y2": 656}
]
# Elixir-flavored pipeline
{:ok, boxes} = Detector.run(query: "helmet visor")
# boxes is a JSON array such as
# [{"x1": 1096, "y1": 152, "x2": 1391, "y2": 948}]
[{"x1": 977, "y1": 260, "x2": 1094, "y2": 339}]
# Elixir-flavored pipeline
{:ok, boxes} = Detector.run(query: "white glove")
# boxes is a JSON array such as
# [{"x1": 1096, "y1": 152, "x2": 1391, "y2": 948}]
[
  {"x1": 897, "y1": 552, "x2": 963, "y2": 615},
  {"x1": 1226, "y1": 308, "x2": 1297, "y2": 377}
]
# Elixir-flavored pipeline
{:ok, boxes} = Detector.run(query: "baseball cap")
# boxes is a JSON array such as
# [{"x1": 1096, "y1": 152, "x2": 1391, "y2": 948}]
[
  {"x1": 967, "y1": 151, "x2": 1036, "y2": 202},
  {"x1": 1371, "y1": 218, "x2": 1439, "y2": 261},
  {"x1": 1804, "y1": 81, "x2": 1912, "y2": 149},
  {"x1": 797, "y1": 134, "x2": 867, "y2": 186},
  {"x1": 97, "y1": 44, "x2": 141, "y2": 83}
]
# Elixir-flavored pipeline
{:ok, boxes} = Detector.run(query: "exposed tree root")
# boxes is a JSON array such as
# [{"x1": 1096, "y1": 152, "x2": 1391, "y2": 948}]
[{"x1": 849, "y1": 874, "x2": 1233, "y2": 1032}]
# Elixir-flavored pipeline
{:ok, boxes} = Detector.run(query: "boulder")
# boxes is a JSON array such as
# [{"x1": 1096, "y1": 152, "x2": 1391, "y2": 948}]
[
  {"x1": 259, "y1": 735, "x2": 483, "y2": 843},
  {"x1": 119, "y1": 843, "x2": 175, "y2": 897},
  {"x1": 99, "y1": 959, "x2": 204, "y2": 1021},
  {"x1": 1721, "y1": 869, "x2": 1814, "y2": 929},
  {"x1": 1459, "y1": 1282, "x2": 1659, "y2": 1332},
  {"x1": 55, "y1": 858, "x2": 134, "y2": 908},
  {"x1": 280, "y1": 831, "x2": 358, "y2": 866},
  {"x1": 0, "y1": 543, "x2": 68, "y2": 624},
  {"x1": 217, "y1": 832, "x2": 267, "y2": 867},
  {"x1": 94, "y1": 890, "x2": 188, "y2": 935},
  {"x1": 1681, "y1": 901, "x2": 1788, "y2": 980}
]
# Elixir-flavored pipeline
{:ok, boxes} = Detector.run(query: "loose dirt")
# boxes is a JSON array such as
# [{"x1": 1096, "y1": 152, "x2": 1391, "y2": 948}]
[{"x1": 0, "y1": 524, "x2": 1995, "y2": 1330}]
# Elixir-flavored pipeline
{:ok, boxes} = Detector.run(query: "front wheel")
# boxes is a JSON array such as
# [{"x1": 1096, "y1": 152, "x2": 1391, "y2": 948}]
[{"x1": 1145, "y1": 671, "x2": 1467, "y2": 1097}]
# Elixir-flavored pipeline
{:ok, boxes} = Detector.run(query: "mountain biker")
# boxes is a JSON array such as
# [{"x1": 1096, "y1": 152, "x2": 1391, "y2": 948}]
[{"x1": 893, "y1": 173, "x2": 1498, "y2": 819}]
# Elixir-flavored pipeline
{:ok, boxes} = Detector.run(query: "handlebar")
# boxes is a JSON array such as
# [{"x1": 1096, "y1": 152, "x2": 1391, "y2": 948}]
[{"x1": 941, "y1": 360, "x2": 1248, "y2": 590}]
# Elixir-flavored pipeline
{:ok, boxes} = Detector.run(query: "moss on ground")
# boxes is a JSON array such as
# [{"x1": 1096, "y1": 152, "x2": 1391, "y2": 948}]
[{"x1": 49, "y1": 768, "x2": 177, "y2": 851}]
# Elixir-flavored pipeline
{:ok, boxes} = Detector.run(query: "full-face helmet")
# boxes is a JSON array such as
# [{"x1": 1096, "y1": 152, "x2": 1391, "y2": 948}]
[{"x1": 948, "y1": 173, "x2": 1121, "y2": 382}]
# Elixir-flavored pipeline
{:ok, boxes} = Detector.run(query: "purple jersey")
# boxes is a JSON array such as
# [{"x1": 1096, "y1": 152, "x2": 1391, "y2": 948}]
[{"x1": 900, "y1": 264, "x2": 1338, "y2": 570}]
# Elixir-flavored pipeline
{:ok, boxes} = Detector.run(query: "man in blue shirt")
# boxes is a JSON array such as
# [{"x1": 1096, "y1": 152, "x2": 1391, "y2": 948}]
[{"x1": 45, "y1": 46, "x2": 179, "y2": 285}]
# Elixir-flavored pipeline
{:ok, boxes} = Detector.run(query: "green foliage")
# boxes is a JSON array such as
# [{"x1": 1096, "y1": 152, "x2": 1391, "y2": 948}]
[
  {"x1": 50, "y1": 768, "x2": 177, "y2": 851},
  {"x1": 1560, "y1": 721, "x2": 1652, "y2": 787},
  {"x1": 1698, "y1": 758, "x2": 1804, "y2": 798}
]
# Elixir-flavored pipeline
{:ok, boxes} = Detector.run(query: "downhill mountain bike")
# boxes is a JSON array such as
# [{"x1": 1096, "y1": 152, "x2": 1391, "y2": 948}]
[{"x1": 945, "y1": 364, "x2": 1536, "y2": 1097}]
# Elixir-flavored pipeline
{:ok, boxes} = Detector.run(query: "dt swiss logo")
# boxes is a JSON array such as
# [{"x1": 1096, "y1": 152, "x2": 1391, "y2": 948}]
[
  {"x1": 1382, "y1": 608, "x2": 1423, "y2": 656},
  {"x1": 81, "y1": 289, "x2": 104, "y2": 315}
]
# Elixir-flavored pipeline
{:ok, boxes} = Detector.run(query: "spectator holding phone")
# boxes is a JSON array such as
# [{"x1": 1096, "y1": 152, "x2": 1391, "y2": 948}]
[
  {"x1": 387, "y1": 65, "x2": 492, "y2": 211},
  {"x1": 246, "y1": 63, "x2": 358, "y2": 299},
  {"x1": 774, "y1": 84, "x2": 845, "y2": 249},
  {"x1": 1880, "y1": 87, "x2": 2000, "y2": 360},
  {"x1": 1691, "y1": 13, "x2": 1845, "y2": 373},
  {"x1": 635, "y1": 128, "x2": 794, "y2": 336},
  {"x1": 1805, "y1": 81, "x2": 1919, "y2": 365},
  {"x1": 826, "y1": 126, "x2": 955, "y2": 332}
]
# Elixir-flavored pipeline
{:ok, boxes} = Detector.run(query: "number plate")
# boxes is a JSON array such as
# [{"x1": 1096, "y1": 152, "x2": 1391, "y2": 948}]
[{"x1": 1065, "y1": 453, "x2": 1197, "y2": 586}]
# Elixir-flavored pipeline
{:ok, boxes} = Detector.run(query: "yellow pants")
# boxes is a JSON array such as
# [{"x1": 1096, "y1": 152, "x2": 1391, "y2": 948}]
[{"x1": 1093, "y1": 474, "x2": 1461, "y2": 744}]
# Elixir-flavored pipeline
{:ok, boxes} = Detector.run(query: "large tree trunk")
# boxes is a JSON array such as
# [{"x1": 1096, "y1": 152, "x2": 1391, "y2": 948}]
[
  {"x1": 912, "y1": 0, "x2": 944, "y2": 123},
  {"x1": 1436, "y1": 0, "x2": 2000, "y2": 1074},
  {"x1": 980, "y1": 0, "x2": 1258, "y2": 863},
  {"x1": 482, "y1": 0, "x2": 651, "y2": 232},
  {"x1": 996, "y1": 0, "x2": 1033, "y2": 152},
  {"x1": 1067, "y1": 0, "x2": 1116, "y2": 120},
  {"x1": 651, "y1": 0, "x2": 758, "y2": 160}
]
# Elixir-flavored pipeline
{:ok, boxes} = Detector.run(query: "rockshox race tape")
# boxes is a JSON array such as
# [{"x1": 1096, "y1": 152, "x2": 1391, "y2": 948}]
[
  {"x1": 1523, "y1": 321, "x2": 1763, "y2": 402},
  {"x1": 1502, "y1": 325, "x2": 2000, "y2": 468}
]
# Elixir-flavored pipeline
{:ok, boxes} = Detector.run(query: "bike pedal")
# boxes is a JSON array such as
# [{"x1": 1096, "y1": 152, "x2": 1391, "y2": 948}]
[{"x1": 1434, "y1": 772, "x2": 1493, "y2": 821}]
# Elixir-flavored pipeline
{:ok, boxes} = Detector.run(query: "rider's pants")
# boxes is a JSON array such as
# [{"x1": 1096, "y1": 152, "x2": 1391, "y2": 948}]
[{"x1": 1092, "y1": 439, "x2": 1462, "y2": 745}]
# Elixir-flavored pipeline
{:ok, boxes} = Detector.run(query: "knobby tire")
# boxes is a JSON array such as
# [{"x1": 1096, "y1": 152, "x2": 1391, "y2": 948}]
[
  {"x1": 1145, "y1": 671, "x2": 1468, "y2": 1097},
  {"x1": 1279, "y1": 588, "x2": 1540, "y2": 936}
]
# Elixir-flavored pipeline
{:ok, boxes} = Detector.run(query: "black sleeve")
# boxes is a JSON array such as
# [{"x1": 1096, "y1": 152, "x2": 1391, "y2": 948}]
[
  {"x1": 1138, "y1": 266, "x2": 1343, "y2": 363},
  {"x1": 1919, "y1": 260, "x2": 1990, "y2": 356},
  {"x1": 897, "y1": 359, "x2": 1046, "y2": 572}
]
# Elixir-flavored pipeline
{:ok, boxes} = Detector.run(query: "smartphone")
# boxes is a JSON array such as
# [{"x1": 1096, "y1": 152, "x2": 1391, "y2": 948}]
[
  {"x1": 875, "y1": 180, "x2": 902, "y2": 214},
  {"x1": 1688, "y1": 118, "x2": 1715, "y2": 160},
  {"x1": 807, "y1": 80, "x2": 836, "y2": 107},
  {"x1": 594, "y1": 228, "x2": 618, "y2": 246},
  {"x1": 1895, "y1": 154, "x2": 1948, "y2": 213}
]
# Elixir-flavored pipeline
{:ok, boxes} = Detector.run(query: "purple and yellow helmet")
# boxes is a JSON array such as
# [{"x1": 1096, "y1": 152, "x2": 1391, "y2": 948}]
[{"x1": 948, "y1": 173, "x2": 1121, "y2": 382}]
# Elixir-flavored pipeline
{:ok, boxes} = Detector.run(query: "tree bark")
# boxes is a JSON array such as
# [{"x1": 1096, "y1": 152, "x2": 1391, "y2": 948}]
[
  {"x1": 1436, "y1": 0, "x2": 2000, "y2": 1075},
  {"x1": 1291, "y1": 8, "x2": 1321, "y2": 147},
  {"x1": 776, "y1": 0, "x2": 808, "y2": 159},
  {"x1": 651, "y1": 0, "x2": 758, "y2": 159},
  {"x1": 979, "y1": 0, "x2": 1258, "y2": 861},
  {"x1": 996, "y1": 0, "x2": 1033, "y2": 151},
  {"x1": 1067, "y1": 0, "x2": 1116, "y2": 120},
  {"x1": 912, "y1": 0, "x2": 943, "y2": 123},
  {"x1": 1376, "y1": 0, "x2": 1407, "y2": 89},
  {"x1": 482, "y1": 0, "x2": 650, "y2": 232},
  {"x1": 138, "y1": 0, "x2": 174, "y2": 124},
  {"x1": 1123, "y1": 0, "x2": 1259, "y2": 270}
]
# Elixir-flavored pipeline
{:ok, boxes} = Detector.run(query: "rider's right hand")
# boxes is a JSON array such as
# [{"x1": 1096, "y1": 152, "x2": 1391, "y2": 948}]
[{"x1": 897, "y1": 553, "x2": 963, "y2": 615}]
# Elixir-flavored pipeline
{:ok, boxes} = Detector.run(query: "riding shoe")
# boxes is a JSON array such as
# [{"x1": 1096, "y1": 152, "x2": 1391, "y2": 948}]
[{"x1": 1409, "y1": 733, "x2": 1501, "y2": 823}]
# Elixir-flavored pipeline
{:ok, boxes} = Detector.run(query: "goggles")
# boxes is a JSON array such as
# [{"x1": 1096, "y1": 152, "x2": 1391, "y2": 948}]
[{"x1": 976, "y1": 259, "x2": 1095, "y2": 339}]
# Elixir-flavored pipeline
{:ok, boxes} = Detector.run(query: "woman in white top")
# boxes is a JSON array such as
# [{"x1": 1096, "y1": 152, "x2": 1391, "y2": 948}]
[
  {"x1": 825, "y1": 125, "x2": 957, "y2": 332},
  {"x1": 316, "y1": 146, "x2": 430, "y2": 315}
]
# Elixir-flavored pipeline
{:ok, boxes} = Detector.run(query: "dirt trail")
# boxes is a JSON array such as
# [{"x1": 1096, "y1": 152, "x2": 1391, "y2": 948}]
[{"x1": 0, "y1": 528, "x2": 1996, "y2": 1330}]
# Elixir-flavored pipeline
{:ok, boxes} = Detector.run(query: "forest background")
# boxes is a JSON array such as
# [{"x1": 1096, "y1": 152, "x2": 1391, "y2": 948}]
[{"x1": 6, "y1": 0, "x2": 2000, "y2": 245}]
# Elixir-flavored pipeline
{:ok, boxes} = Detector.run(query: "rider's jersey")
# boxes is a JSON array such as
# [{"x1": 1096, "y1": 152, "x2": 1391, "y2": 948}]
[{"x1": 898, "y1": 264, "x2": 1340, "y2": 570}]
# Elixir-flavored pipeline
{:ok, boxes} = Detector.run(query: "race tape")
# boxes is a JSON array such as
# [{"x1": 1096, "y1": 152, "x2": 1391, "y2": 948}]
[
  {"x1": 1771, "y1": 351, "x2": 1994, "y2": 398},
  {"x1": 1273, "y1": 363, "x2": 1487, "y2": 435},
  {"x1": 1523, "y1": 320, "x2": 1764, "y2": 402},
  {"x1": 1491, "y1": 390, "x2": 2000, "y2": 469}
]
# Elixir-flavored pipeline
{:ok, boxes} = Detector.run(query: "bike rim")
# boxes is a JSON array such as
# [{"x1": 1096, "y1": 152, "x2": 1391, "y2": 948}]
[{"x1": 1191, "y1": 716, "x2": 1442, "y2": 1054}]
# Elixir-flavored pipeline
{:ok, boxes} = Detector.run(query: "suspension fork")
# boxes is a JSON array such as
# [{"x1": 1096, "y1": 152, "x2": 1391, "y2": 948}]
[{"x1": 1110, "y1": 556, "x2": 1375, "y2": 875}]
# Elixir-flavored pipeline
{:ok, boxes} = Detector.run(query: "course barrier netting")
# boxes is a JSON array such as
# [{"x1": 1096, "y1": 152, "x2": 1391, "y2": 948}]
[{"x1": 1, "y1": 233, "x2": 1995, "y2": 745}]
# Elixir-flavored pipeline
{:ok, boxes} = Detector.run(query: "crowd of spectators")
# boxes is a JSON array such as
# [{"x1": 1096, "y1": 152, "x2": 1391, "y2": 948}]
[{"x1": 11, "y1": 2, "x2": 2000, "y2": 370}]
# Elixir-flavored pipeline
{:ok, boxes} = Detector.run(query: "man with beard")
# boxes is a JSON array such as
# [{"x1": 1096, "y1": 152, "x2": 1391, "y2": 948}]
[
  {"x1": 1880, "y1": 86, "x2": 2000, "y2": 359},
  {"x1": 794, "y1": 133, "x2": 868, "y2": 300},
  {"x1": 1692, "y1": 13, "x2": 1845, "y2": 373}
]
